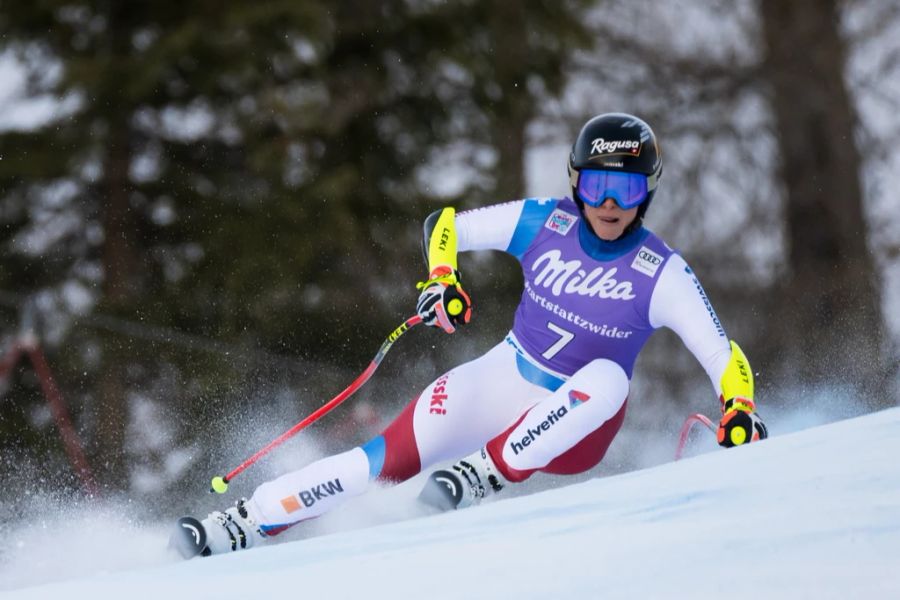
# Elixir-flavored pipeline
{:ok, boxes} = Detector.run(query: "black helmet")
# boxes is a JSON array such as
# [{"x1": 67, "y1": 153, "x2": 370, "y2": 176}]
[{"x1": 568, "y1": 113, "x2": 662, "y2": 221}]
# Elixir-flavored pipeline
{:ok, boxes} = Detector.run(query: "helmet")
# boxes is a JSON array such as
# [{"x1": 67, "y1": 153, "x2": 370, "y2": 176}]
[{"x1": 567, "y1": 113, "x2": 662, "y2": 223}]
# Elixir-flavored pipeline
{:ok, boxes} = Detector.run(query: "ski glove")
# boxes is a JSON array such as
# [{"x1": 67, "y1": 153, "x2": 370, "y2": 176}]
[
  {"x1": 416, "y1": 266, "x2": 472, "y2": 334},
  {"x1": 717, "y1": 397, "x2": 768, "y2": 448}
]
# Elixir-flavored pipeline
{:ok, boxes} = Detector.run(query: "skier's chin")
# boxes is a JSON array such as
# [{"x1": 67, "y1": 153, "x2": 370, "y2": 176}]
[{"x1": 592, "y1": 220, "x2": 625, "y2": 241}]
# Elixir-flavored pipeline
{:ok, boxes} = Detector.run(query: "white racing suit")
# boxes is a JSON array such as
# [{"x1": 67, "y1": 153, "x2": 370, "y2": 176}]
[{"x1": 245, "y1": 198, "x2": 742, "y2": 535}]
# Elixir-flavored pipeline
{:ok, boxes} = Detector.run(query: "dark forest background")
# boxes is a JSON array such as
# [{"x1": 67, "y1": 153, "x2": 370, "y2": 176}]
[{"x1": 0, "y1": 0, "x2": 897, "y2": 520}]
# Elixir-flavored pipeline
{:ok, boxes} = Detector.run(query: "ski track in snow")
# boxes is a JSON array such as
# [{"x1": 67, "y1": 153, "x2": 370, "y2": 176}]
[{"x1": 2, "y1": 407, "x2": 900, "y2": 599}]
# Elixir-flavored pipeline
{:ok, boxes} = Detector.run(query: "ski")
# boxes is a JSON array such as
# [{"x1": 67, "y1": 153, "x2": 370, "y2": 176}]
[{"x1": 168, "y1": 516, "x2": 209, "y2": 559}]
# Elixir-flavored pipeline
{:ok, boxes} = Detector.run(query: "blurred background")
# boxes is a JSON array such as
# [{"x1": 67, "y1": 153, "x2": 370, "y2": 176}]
[{"x1": 0, "y1": 0, "x2": 898, "y2": 529}]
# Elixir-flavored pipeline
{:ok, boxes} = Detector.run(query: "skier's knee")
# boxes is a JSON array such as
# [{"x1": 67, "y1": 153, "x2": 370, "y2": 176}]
[
  {"x1": 569, "y1": 359, "x2": 628, "y2": 402},
  {"x1": 366, "y1": 399, "x2": 422, "y2": 483}
]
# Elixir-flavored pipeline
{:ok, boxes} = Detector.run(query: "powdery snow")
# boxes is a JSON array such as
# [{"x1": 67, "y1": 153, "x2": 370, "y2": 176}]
[{"x1": 3, "y1": 407, "x2": 900, "y2": 599}]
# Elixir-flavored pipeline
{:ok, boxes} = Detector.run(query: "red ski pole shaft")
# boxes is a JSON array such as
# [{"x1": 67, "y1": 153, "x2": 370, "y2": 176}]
[
  {"x1": 674, "y1": 413, "x2": 716, "y2": 460},
  {"x1": 211, "y1": 315, "x2": 422, "y2": 492}
]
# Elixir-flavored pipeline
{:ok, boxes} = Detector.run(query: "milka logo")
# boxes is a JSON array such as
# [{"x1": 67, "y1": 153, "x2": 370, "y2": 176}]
[
  {"x1": 590, "y1": 137, "x2": 640, "y2": 155},
  {"x1": 531, "y1": 250, "x2": 636, "y2": 300}
]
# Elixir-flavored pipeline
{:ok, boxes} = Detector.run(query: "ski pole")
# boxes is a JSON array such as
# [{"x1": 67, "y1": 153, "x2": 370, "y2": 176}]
[
  {"x1": 210, "y1": 315, "x2": 422, "y2": 493},
  {"x1": 673, "y1": 413, "x2": 716, "y2": 461}
]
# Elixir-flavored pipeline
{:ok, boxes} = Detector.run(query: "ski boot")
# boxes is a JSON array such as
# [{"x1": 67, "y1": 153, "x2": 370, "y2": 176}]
[
  {"x1": 418, "y1": 448, "x2": 507, "y2": 511},
  {"x1": 169, "y1": 498, "x2": 267, "y2": 559}
]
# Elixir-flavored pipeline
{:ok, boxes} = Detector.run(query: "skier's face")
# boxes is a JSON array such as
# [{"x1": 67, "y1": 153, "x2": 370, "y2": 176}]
[{"x1": 583, "y1": 198, "x2": 639, "y2": 241}]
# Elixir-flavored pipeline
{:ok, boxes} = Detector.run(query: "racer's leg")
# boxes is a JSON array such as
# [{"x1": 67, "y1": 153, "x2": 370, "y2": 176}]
[
  {"x1": 369, "y1": 338, "x2": 546, "y2": 482},
  {"x1": 244, "y1": 339, "x2": 544, "y2": 532},
  {"x1": 485, "y1": 358, "x2": 630, "y2": 482}
]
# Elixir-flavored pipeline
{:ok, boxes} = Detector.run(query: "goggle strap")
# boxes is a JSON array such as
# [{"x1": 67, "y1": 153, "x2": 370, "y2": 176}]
[
  {"x1": 646, "y1": 164, "x2": 661, "y2": 191},
  {"x1": 575, "y1": 168, "x2": 654, "y2": 191}
]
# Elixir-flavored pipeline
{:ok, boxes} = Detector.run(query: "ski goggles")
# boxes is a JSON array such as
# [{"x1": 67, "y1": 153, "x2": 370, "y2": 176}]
[{"x1": 576, "y1": 169, "x2": 649, "y2": 209}]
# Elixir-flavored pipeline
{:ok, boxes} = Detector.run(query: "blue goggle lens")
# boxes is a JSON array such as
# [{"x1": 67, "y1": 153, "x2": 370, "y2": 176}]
[{"x1": 577, "y1": 170, "x2": 649, "y2": 209}]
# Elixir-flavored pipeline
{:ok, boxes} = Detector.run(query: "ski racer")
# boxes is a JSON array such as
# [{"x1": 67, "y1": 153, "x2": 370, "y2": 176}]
[{"x1": 185, "y1": 112, "x2": 768, "y2": 556}]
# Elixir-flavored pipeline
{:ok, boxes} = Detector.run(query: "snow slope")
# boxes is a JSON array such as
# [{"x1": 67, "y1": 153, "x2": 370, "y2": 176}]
[{"x1": 4, "y1": 408, "x2": 900, "y2": 599}]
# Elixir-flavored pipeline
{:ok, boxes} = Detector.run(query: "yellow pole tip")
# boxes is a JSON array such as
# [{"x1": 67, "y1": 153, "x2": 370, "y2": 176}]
[{"x1": 211, "y1": 476, "x2": 229, "y2": 494}]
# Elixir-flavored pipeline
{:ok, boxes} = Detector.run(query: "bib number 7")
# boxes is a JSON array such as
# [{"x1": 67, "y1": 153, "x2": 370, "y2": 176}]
[{"x1": 542, "y1": 322, "x2": 575, "y2": 360}]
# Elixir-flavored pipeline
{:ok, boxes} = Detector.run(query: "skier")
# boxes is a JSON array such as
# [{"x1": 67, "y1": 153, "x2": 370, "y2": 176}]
[{"x1": 175, "y1": 112, "x2": 767, "y2": 557}]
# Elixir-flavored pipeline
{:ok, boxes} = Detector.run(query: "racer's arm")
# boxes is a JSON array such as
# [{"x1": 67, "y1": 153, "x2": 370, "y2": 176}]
[
  {"x1": 422, "y1": 199, "x2": 533, "y2": 264},
  {"x1": 417, "y1": 199, "x2": 555, "y2": 332},
  {"x1": 416, "y1": 206, "x2": 471, "y2": 333},
  {"x1": 649, "y1": 255, "x2": 768, "y2": 447}
]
